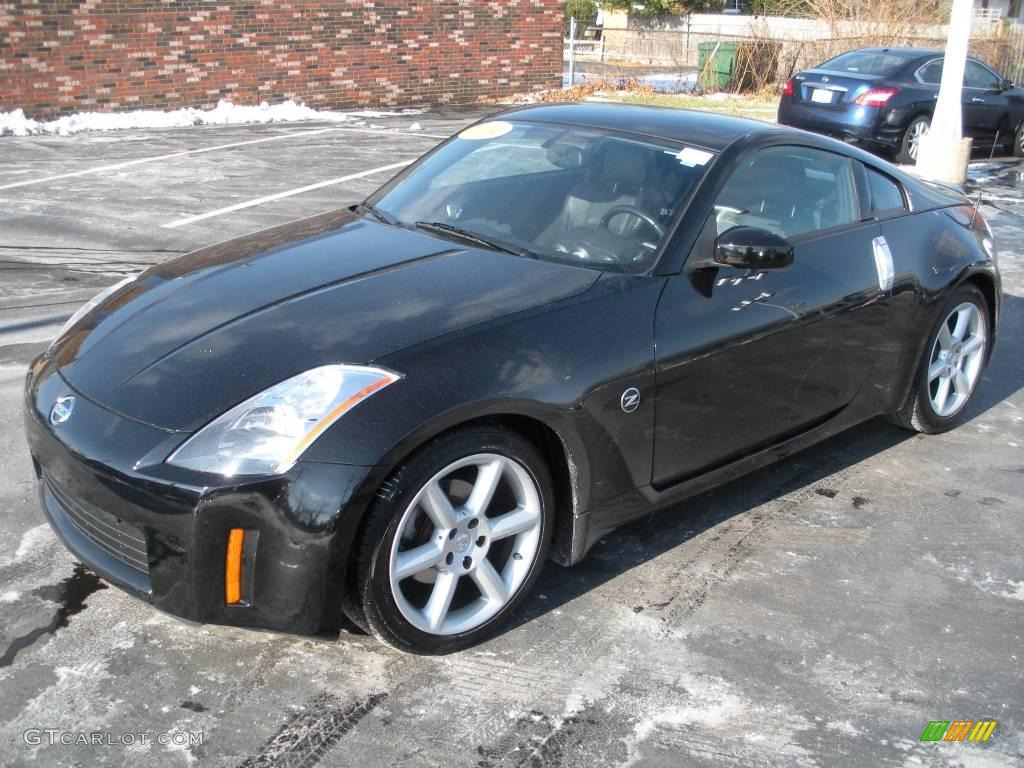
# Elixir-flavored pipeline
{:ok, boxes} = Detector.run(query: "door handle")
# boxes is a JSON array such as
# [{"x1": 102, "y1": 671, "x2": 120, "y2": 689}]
[
  {"x1": 971, "y1": 97, "x2": 985, "y2": 103},
  {"x1": 872, "y1": 236, "x2": 894, "y2": 292}
]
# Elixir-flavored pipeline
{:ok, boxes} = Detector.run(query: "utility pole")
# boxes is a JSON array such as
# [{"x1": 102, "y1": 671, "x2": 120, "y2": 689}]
[
  {"x1": 568, "y1": 16, "x2": 577, "y2": 89},
  {"x1": 915, "y1": 0, "x2": 974, "y2": 185}
]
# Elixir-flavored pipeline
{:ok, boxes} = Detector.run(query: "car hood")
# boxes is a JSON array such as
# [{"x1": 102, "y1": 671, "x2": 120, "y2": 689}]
[{"x1": 52, "y1": 210, "x2": 600, "y2": 431}]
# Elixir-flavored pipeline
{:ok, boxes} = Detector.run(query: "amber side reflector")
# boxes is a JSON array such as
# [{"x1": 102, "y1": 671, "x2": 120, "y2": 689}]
[{"x1": 225, "y1": 528, "x2": 245, "y2": 605}]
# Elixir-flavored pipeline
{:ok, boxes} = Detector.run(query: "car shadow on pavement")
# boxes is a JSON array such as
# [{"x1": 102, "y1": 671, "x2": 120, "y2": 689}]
[
  {"x1": 502, "y1": 417, "x2": 914, "y2": 636},
  {"x1": 500, "y1": 290, "x2": 1024, "y2": 638}
]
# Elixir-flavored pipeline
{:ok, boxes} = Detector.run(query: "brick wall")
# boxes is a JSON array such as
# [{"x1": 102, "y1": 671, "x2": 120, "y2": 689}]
[{"x1": 0, "y1": 1, "x2": 563, "y2": 120}]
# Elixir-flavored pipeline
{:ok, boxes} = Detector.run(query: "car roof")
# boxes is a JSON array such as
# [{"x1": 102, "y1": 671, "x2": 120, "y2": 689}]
[
  {"x1": 837, "y1": 46, "x2": 944, "y2": 59},
  {"x1": 489, "y1": 102, "x2": 966, "y2": 214},
  {"x1": 497, "y1": 102, "x2": 783, "y2": 153}
]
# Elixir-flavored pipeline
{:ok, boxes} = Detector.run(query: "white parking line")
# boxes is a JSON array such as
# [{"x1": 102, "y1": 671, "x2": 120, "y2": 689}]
[
  {"x1": 0, "y1": 126, "x2": 446, "y2": 192},
  {"x1": 161, "y1": 160, "x2": 414, "y2": 228}
]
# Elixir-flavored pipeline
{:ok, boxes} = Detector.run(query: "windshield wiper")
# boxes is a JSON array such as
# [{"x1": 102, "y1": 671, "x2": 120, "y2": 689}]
[
  {"x1": 355, "y1": 202, "x2": 401, "y2": 227},
  {"x1": 414, "y1": 221, "x2": 534, "y2": 259}
]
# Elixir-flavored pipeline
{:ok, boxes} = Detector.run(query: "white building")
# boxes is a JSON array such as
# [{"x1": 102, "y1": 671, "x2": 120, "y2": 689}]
[{"x1": 965, "y1": 0, "x2": 1024, "y2": 21}]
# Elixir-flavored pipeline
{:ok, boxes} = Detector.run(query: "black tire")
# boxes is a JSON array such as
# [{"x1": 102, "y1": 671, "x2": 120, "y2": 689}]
[
  {"x1": 888, "y1": 284, "x2": 990, "y2": 434},
  {"x1": 1013, "y1": 120, "x2": 1024, "y2": 158},
  {"x1": 343, "y1": 423, "x2": 554, "y2": 654},
  {"x1": 895, "y1": 115, "x2": 930, "y2": 164}
]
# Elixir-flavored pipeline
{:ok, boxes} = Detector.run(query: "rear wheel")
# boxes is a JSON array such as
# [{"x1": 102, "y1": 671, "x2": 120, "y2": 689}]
[
  {"x1": 895, "y1": 115, "x2": 930, "y2": 164},
  {"x1": 889, "y1": 285, "x2": 990, "y2": 434},
  {"x1": 344, "y1": 424, "x2": 553, "y2": 654}
]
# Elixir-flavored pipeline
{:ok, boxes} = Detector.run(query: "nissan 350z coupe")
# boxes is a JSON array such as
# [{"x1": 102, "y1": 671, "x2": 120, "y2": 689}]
[{"x1": 25, "y1": 104, "x2": 1000, "y2": 654}]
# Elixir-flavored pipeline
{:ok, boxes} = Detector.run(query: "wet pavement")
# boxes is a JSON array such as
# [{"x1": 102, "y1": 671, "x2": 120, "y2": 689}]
[{"x1": 0, "y1": 115, "x2": 1022, "y2": 767}]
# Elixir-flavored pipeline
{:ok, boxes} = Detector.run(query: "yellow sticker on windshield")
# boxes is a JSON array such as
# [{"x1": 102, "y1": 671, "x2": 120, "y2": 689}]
[{"x1": 458, "y1": 121, "x2": 514, "y2": 140}]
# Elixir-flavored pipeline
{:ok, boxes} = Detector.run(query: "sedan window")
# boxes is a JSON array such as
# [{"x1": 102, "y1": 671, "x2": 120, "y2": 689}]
[
  {"x1": 964, "y1": 60, "x2": 1001, "y2": 89},
  {"x1": 917, "y1": 59, "x2": 943, "y2": 85},
  {"x1": 713, "y1": 146, "x2": 859, "y2": 240}
]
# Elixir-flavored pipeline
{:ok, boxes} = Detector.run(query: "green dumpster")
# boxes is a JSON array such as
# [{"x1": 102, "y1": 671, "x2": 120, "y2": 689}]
[{"x1": 697, "y1": 40, "x2": 740, "y2": 91}]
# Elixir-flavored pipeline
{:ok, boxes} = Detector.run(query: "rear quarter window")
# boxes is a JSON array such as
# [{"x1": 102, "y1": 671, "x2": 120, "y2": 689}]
[{"x1": 866, "y1": 168, "x2": 907, "y2": 216}]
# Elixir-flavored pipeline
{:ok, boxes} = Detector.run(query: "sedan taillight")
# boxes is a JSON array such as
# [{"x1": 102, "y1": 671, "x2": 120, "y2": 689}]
[
  {"x1": 854, "y1": 88, "x2": 900, "y2": 106},
  {"x1": 782, "y1": 79, "x2": 794, "y2": 96}
]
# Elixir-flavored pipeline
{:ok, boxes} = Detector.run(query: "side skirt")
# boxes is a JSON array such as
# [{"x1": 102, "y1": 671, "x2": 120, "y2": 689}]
[{"x1": 556, "y1": 405, "x2": 875, "y2": 566}]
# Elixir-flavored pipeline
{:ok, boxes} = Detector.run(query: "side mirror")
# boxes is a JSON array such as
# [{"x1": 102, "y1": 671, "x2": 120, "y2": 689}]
[
  {"x1": 714, "y1": 226, "x2": 794, "y2": 270},
  {"x1": 1002, "y1": 78, "x2": 1015, "y2": 91}
]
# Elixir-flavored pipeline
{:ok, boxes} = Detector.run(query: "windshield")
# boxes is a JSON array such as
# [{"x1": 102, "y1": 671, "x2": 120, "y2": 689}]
[{"x1": 367, "y1": 119, "x2": 715, "y2": 272}]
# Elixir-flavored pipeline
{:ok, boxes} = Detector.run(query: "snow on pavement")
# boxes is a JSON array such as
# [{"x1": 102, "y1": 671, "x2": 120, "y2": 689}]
[{"x1": 0, "y1": 99, "x2": 425, "y2": 137}]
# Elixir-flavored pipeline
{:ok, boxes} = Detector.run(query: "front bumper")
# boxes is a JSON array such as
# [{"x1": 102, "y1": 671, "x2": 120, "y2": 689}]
[{"x1": 23, "y1": 352, "x2": 378, "y2": 636}]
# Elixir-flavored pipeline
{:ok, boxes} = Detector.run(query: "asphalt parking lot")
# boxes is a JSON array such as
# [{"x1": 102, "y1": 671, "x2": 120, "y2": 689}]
[{"x1": 1, "y1": 111, "x2": 1022, "y2": 767}]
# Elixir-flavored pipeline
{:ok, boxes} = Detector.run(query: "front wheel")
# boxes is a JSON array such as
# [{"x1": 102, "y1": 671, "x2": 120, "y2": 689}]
[
  {"x1": 1013, "y1": 120, "x2": 1024, "y2": 158},
  {"x1": 895, "y1": 115, "x2": 930, "y2": 164},
  {"x1": 889, "y1": 284, "x2": 990, "y2": 434},
  {"x1": 344, "y1": 424, "x2": 553, "y2": 654}
]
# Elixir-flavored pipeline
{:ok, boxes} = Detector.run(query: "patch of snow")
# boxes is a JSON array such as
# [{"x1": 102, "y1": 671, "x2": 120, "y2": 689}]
[
  {"x1": 0, "y1": 590, "x2": 20, "y2": 603},
  {"x1": 0, "y1": 100, "x2": 426, "y2": 138},
  {"x1": 161, "y1": 729, "x2": 198, "y2": 766},
  {"x1": 14, "y1": 524, "x2": 53, "y2": 561},
  {"x1": 826, "y1": 720, "x2": 862, "y2": 737}
]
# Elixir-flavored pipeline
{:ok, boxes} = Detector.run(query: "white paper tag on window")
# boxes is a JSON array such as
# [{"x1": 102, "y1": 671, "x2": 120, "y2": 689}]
[{"x1": 676, "y1": 147, "x2": 713, "y2": 167}]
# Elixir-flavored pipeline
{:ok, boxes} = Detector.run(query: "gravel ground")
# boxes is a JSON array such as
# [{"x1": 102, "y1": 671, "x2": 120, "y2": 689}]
[{"x1": 0, "y1": 111, "x2": 1022, "y2": 767}]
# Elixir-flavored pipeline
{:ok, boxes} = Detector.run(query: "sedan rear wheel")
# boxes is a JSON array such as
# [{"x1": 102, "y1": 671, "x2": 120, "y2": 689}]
[
  {"x1": 889, "y1": 284, "x2": 989, "y2": 433},
  {"x1": 896, "y1": 115, "x2": 930, "y2": 164},
  {"x1": 1014, "y1": 121, "x2": 1024, "y2": 158},
  {"x1": 345, "y1": 424, "x2": 553, "y2": 654}
]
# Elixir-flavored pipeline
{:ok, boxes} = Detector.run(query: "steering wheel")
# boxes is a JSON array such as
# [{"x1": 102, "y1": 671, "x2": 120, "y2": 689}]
[{"x1": 599, "y1": 205, "x2": 665, "y2": 239}]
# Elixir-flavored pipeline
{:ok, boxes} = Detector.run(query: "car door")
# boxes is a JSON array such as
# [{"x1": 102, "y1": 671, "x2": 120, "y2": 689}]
[
  {"x1": 962, "y1": 59, "x2": 1008, "y2": 139},
  {"x1": 651, "y1": 145, "x2": 890, "y2": 487}
]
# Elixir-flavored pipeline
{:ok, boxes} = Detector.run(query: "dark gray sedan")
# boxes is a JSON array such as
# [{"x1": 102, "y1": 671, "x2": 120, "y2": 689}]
[{"x1": 778, "y1": 47, "x2": 1024, "y2": 163}]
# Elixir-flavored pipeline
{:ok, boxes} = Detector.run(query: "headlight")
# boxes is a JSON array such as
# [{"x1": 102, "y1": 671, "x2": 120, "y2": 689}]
[
  {"x1": 53, "y1": 275, "x2": 137, "y2": 344},
  {"x1": 166, "y1": 364, "x2": 402, "y2": 476}
]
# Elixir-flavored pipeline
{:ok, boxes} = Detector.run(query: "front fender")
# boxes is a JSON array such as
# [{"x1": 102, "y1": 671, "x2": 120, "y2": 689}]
[{"x1": 303, "y1": 273, "x2": 664, "y2": 518}]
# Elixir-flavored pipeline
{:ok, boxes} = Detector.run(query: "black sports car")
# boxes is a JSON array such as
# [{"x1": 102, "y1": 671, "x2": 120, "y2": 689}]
[
  {"x1": 24, "y1": 104, "x2": 1000, "y2": 654},
  {"x1": 778, "y1": 47, "x2": 1024, "y2": 163}
]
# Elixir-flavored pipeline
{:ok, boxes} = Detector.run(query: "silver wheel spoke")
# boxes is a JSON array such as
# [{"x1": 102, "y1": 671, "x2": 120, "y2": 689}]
[
  {"x1": 934, "y1": 377, "x2": 952, "y2": 413},
  {"x1": 961, "y1": 335, "x2": 985, "y2": 357},
  {"x1": 951, "y1": 308, "x2": 971, "y2": 341},
  {"x1": 928, "y1": 359, "x2": 945, "y2": 382},
  {"x1": 952, "y1": 368, "x2": 970, "y2": 397},
  {"x1": 937, "y1": 322, "x2": 953, "y2": 350},
  {"x1": 393, "y1": 542, "x2": 444, "y2": 581},
  {"x1": 423, "y1": 570, "x2": 459, "y2": 632},
  {"x1": 465, "y1": 458, "x2": 503, "y2": 517},
  {"x1": 472, "y1": 559, "x2": 509, "y2": 603},
  {"x1": 421, "y1": 481, "x2": 458, "y2": 530},
  {"x1": 489, "y1": 506, "x2": 540, "y2": 541}
]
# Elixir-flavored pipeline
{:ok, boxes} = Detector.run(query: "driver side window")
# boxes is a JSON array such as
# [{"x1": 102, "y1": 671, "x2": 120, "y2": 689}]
[
  {"x1": 963, "y1": 60, "x2": 1000, "y2": 90},
  {"x1": 713, "y1": 146, "x2": 859, "y2": 240}
]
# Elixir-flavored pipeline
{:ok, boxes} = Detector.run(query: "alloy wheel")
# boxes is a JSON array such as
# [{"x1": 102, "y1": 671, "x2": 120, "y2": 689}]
[
  {"x1": 387, "y1": 453, "x2": 543, "y2": 636},
  {"x1": 908, "y1": 119, "x2": 930, "y2": 161},
  {"x1": 927, "y1": 301, "x2": 987, "y2": 418}
]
